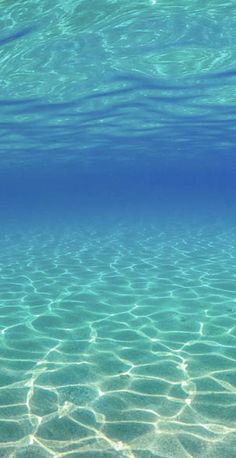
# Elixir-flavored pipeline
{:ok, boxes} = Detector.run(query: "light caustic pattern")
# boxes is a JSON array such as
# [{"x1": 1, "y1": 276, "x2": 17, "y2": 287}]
[{"x1": 0, "y1": 225, "x2": 236, "y2": 457}]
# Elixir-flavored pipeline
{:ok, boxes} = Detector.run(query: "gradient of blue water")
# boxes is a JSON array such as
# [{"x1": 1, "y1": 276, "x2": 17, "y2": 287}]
[{"x1": 1, "y1": 3, "x2": 236, "y2": 457}]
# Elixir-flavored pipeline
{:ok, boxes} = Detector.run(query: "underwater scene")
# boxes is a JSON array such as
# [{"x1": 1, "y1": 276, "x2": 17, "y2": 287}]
[{"x1": 1, "y1": 1, "x2": 236, "y2": 457}]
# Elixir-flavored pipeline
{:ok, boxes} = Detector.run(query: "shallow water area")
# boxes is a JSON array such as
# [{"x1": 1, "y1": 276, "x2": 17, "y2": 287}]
[{"x1": 0, "y1": 222, "x2": 236, "y2": 457}]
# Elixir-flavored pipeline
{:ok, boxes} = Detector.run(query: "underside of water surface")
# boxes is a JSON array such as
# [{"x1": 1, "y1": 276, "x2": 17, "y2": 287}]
[{"x1": 0, "y1": 1, "x2": 236, "y2": 457}]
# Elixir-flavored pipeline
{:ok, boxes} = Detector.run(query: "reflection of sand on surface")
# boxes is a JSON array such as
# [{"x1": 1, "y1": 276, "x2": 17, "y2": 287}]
[{"x1": 0, "y1": 225, "x2": 236, "y2": 457}]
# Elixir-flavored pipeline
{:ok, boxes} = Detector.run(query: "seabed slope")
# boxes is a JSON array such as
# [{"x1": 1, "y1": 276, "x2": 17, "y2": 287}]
[{"x1": 0, "y1": 224, "x2": 236, "y2": 457}]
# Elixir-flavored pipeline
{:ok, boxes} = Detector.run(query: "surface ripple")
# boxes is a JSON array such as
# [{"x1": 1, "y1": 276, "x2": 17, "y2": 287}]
[{"x1": 0, "y1": 1, "x2": 236, "y2": 165}]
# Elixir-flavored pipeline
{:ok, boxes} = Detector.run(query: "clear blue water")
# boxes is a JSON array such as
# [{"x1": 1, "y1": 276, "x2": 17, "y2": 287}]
[{"x1": 1, "y1": 1, "x2": 236, "y2": 457}]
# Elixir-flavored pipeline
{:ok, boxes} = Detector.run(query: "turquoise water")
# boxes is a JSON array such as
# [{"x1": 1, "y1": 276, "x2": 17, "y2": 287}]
[
  {"x1": 1, "y1": 0, "x2": 236, "y2": 457},
  {"x1": 1, "y1": 0, "x2": 236, "y2": 166},
  {"x1": 1, "y1": 223, "x2": 236, "y2": 457}
]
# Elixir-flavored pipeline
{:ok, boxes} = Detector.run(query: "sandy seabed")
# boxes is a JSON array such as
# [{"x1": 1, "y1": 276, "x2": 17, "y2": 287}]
[{"x1": 0, "y1": 224, "x2": 236, "y2": 457}]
